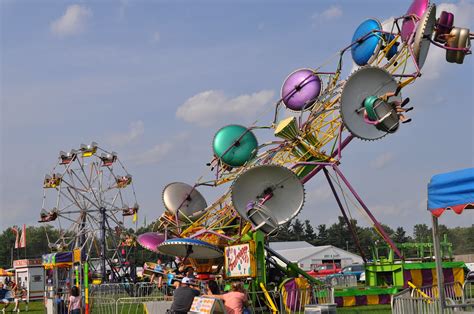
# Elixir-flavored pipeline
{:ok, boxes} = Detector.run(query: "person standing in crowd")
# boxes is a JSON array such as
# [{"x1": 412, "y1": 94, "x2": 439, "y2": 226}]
[
  {"x1": 68, "y1": 286, "x2": 81, "y2": 314},
  {"x1": 169, "y1": 278, "x2": 200, "y2": 314},
  {"x1": 206, "y1": 281, "x2": 248, "y2": 314},
  {"x1": 206, "y1": 280, "x2": 220, "y2": 295}
]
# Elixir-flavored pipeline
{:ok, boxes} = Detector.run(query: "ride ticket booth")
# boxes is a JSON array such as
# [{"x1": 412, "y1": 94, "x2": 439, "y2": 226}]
[
  {"x1": 42, "y1": 252, "x2": 74, "y2": 314},
  {"x1": 13, "y1": 258, "x2": 44, "y2": 301}
]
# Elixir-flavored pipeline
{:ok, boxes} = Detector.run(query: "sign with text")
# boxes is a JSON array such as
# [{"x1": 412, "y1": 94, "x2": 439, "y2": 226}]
[
  {"x1": 190, "y1": 297, "x2": 223, "y2": 314},
  {"x1": 224, "y1": 242, "x2": 256, "y2": 278},
  {"x1": 13, "y1": 259, "x2": 42, "y2": 268}
]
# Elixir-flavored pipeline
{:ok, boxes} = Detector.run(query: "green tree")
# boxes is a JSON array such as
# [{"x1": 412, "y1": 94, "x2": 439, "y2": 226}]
[
  {"x1": 413, "y1": 224, "x2": 431, "y2": 243},
  {"x1": 292, "y1": 219, "x2": 305, "y2": 241},
  {"x1": 393, "y1": 227, "x2": 410, "y2": 243},
  {"x1": 304, "y1": 220, "x2": 316, "y2": 244},
  {"x1": 315, "y1": 224, "x2": 329, "y2": 246}
]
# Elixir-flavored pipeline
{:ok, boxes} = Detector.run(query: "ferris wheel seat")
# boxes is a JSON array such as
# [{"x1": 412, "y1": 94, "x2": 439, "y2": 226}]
[
  {"x1": 39, "y1": 211, "x2": 58, "y2": 223},
  {"x1": 122, "y1": 205, "x2": 138, "y2": 216},
  {"x1": 101, "y1": 152, "x2": 117, "y2": 166},
  {"x1": 116, "y1": 175, "x2": 132, "y2": 188},
  {"x1": 43, "y1": 174, "x2": 62, "y2": 188},
  {"x1": 80, "y1": 142, "x2": 98, "y2": 157},
  {"x1": 59, "y1": 150, "x2": 77, "y2": 165}
]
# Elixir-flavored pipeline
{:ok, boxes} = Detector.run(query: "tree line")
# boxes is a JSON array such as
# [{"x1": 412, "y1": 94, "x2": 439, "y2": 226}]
[{"x1": 0, "y1": 217, "x2": 472, "y2": 269}]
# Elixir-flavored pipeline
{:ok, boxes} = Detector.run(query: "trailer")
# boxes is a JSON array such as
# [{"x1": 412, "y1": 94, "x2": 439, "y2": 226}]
[{"x1": 13, "y1": 259, "x2": 44, "y2": 301}]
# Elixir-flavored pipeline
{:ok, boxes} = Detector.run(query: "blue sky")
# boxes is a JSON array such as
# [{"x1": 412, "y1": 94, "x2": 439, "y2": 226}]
[{"x1": 1, "y1": 0, "x2": 473, "y2": 234}]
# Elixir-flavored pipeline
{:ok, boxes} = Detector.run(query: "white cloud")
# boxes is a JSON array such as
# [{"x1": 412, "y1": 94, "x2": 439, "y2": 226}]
[
  {"x1": 151, "y1": 31, "x2": 161, "y2": 43},
  {"x1": 118, "y1": 0, "x2": 129, "y2": 19},
  {"x1": 130, "y1": 142, "x2": 173, "y2": 166},
  {"x1": 309, "y1": 185, "x2": 332, "y2": 202},
  {"x1": 50, "y1": 4, "x2": 92, "y2": 37},
  {"x1": 312, "y1": 5, "x2": 342, "y2": 25},
  {"x1": 373, "y1": 152, "x2": 394, "y2": 169},
  {"x1": 108, "y1": 120, "x2": 144, "y2": 147},
  {"x1": 321, "y1": 6, "x2": 343, "y2": 19},
  {"x1": 176, "y1": 90, "x2": 275, "y2": 127}
]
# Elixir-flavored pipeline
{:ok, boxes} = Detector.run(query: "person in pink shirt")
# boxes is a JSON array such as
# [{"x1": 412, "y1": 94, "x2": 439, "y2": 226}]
[
  {"x1": 206, "y1": 281, "x2": 248, "y2": 314},
  {"x1": 68, "y1": 286, "x2": 81, "y2": 314}
]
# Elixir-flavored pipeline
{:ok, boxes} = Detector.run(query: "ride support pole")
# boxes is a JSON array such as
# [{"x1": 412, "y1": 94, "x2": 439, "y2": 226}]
[
  {"x1": 323, "y1": 167, "x2": 367, "y2": 263},
  {"x1": 84, "y1": 262, "x2": 89, "y2": 314},
  {"x1": 100, "y1": 207, "x2": 107, "y2": 282},
  {"x1": 331, "y1": 164, "x2": 404, "y2": 259}
]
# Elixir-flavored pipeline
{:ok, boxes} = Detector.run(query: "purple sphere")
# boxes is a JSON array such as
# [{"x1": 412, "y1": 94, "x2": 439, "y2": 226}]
[
  {"x1": 281, "y1": 69, "x2": 322, "y2": 111},
  {"x1": 401, "y1": 0, "x2": 429, "y2": 42},
  {"x1": 137, "y1": 232, "x2": 166, "y2": 253}
]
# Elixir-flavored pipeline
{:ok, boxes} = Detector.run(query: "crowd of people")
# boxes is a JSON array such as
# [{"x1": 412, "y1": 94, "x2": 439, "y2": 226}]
[
  {"x1": 147, "y1": 259, "x2": 250, "y2": 314},
  {"x1": 0, "y1": 279, "x2": 27, "y2": 313}
]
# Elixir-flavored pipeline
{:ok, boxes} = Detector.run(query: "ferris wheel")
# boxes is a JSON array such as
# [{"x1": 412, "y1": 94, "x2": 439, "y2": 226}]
[{"x1": 39, "y1": 142, "x2": 139, "y2": 280}]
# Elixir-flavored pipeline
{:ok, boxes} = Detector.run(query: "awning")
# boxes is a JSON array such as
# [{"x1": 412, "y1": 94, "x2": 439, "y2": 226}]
[
  {"x1": 428, "y1": 168, "x2": 474, "y2": 217},
  {"x1": 42, "y1": 252, "x2": 73, "y2": 269}
]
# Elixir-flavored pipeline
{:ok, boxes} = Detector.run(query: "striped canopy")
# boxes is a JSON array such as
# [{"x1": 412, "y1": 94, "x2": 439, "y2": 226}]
[
  {"x1": 158, "y1": 238, "x2": 223, "y2": 259},
  {"x1": 428, "y1": 168, "x2": 474, "y2": 217},
  {"x1": 0, "y1": 268, "x2": 14, "y2": 276}
]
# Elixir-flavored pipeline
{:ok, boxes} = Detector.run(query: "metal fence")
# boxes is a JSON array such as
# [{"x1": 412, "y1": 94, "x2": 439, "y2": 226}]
[
  {"x1": 411, "y1": 281, "x2": 464, "y2": 303},
  {"x1": 89, "y1": 283, "x2": 169, "y2": 314},
  {"x1": 325, "y1": 274, "x2": 357, "y2": 288},
  {"x1": 463, "y1": 280, "x2": 474, "y2": 304},
  {"x1": 87, "y1": 282, "x2": 334, "y2": 314},
  {"x1": 279, "y1": 285, "x2": 334, "y2": 314},
  {"x1": 392, "y1": 281, "x2": 474, "y2": 314},
  {"x1": 90, "y1": 283, "x2": 169, "y2": 298}
]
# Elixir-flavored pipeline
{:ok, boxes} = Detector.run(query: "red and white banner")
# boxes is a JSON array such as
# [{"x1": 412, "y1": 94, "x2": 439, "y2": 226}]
[
  {"x1": 11, "y1": 226, "x2": 19, "y2": 249},
  {"x1": 19, "y1": 224, "x2": 26, "y2": 248}
]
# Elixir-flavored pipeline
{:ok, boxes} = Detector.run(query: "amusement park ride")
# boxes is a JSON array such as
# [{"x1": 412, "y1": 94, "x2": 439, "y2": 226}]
[
  {"x1": 39, "y1": 0, "x2": 472, "y2": 309},
  {"x1": 40, "y1": 142, "x2": 139, "y2": 281}
]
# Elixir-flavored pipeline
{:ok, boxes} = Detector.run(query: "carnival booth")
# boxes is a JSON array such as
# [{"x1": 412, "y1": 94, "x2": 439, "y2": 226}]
[
  {"x1": 42, "y1": 252, "x2": 72, "y2": 314},
  {"x1": 13, "y1": 259, "x2": 44, "y2": 301},
  {"x1": 428, "y1": 167, "x2": 474, "y2": 310}
]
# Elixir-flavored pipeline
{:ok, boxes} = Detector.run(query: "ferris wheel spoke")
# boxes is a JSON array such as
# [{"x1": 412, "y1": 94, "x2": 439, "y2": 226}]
[{"x1": 40, "y1": 143, "x2": 138, "y2": 282}]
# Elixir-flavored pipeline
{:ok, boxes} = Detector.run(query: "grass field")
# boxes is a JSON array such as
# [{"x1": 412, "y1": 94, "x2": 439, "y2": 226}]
[
  {"x1": 338, "y1": 304, "x2": 392, "y2": 313},
  {"x1": 5, "y1": 300, "x2": 392, "y2": 313}
]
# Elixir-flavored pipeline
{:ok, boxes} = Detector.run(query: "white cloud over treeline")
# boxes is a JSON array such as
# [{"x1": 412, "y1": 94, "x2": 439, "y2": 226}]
[
  {"x1": 176, "y1": 90, "x2": 274, "y2": 127},
  {"x1": 50, "y1": 4, "x2": 92, "y2": 37}
]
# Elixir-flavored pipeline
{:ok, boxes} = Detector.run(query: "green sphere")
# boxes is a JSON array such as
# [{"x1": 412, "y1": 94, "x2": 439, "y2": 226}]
[{"x1": 213, "y1": 125, "x2": 258, "y2": 167}]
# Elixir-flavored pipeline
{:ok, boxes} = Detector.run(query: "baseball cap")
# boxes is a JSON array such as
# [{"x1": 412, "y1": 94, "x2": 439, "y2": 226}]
[{"x1": 181, "y1": 277, "x2": 197, "y2": 285}]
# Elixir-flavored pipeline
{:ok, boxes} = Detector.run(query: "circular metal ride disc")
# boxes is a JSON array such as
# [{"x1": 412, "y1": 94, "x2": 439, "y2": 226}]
[
  {"x1": 137, "y1": 232, "x2": 166, "y2": 253},
  {"x1": 281, "y1": 69, "x2": 322, "y2": 111},
  {"x1": 213, "y1": 125, "x2": 258, "y2": 167},
  {"x1": 157, "y1": 238, "x2": 223, "y2": 259},
  {"x1": 413, "y1": 4, "x2": 436, "y2": 69},
  {"x1": 340, "y1": 66, "x2": 401, "y2": 141},
  {"x1": 351, "y1": 19, "x2": 382, "y2": 66},
  {"x1": 162, "y1": 182, "x2": 207, "y2": 221},
  {"x1": 231, "y1": 165, "x2": 305, "y2": 234},
  {"x1": 401, "y1": 0, "x2": 429, "y2": 42}
]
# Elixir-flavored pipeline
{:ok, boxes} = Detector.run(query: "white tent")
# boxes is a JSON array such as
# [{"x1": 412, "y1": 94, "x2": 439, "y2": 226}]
[{"x1": 269, "y1": 242, "x2": 363, "y2": 271}]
